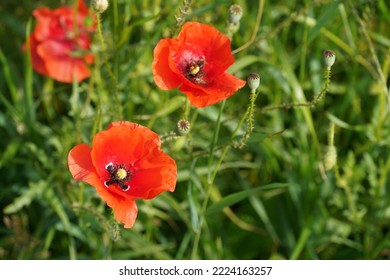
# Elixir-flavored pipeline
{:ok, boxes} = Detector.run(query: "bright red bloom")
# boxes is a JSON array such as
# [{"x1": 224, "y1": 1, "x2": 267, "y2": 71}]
[
  {"x1": 68, "y1": 121, "x2": 177, "y2": 228},
  {"x1": 152, "y1": 22, "x2": 246, "y2": 108},
  {"x1": 24, "y1": 0, "x2": 95, "y2": 83}
]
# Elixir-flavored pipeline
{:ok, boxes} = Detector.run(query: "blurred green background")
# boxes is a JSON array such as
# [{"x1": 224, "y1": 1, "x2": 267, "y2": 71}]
[{"x1": 1, "y1": 0, "x2": 390, "y2": 259}]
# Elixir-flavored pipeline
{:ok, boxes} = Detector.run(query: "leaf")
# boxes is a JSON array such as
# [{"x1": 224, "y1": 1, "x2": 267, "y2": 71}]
[
  {"x1": 3, "y1": 180, "x2": 46, "y2": 214},
  {"x1": 206, "y1": 183, "x2": 291, "y2": 216},
  {"x1": 154, "y1": 96, "x2": 186, "y2": 118},
  {"x1": 229, "y1": 55, "x2": 261, "y2": 73},
  {"x1": 147, "y1": 96, "x2": 186, "y2": 127},
  {"x1": 326, "y1": 113, "x2": 367, "y2": 131},
  {"x1": 0, "y1": 140, "x2": 21, "y2": 168},
  {"x1": 308, "y1": 1, "x2": 341, "y2": 43}
]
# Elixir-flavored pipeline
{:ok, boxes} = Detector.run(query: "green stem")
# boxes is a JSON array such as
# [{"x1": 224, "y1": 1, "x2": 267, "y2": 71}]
[
  {"x1": 183, "y1": 98, "x2": 191, "y2": 120},
  {"x1": 24, "y1": 20, "x2": 35, "y2": 130},
  {"x1": 232, "y1": 0, "x2": 264, "y2": 54},
  {"x1": 96, "y1": 14, "x2": 122, "y2": 120},
  {"x1": 261, "y1": 67, "x2": 331, "y2": 112},
  {"x1": 191, "y1": 178, "x2": 214, "y2": 260},
  {"x1": 210, "y1": 88, "x2": 259, "y2": 186},
  {"x1": 328, "y1": 121, "x2": 335, "y2": 147},
  {"x1": 335, "y1": 165, "x2": 358, "y2": 223},
  {"x1": 207, "y1": 99, "x2": 226, "y2": 184}
]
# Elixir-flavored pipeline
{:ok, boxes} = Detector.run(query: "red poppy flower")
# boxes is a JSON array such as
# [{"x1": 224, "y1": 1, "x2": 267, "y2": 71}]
[
  {"x1": 68, "y1": 121, "x2": 177, "y2": 228},
  {"x1": 24, "y1": 0, "x2": 95, "y2": 83},
  {"x1": 152, "y1": 22, "x2": 246, "y2": 108}
]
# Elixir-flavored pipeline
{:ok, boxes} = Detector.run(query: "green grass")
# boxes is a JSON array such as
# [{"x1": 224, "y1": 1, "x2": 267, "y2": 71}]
[{"x1": 1, "y1": 0, "x2": 390, "y2": 260}]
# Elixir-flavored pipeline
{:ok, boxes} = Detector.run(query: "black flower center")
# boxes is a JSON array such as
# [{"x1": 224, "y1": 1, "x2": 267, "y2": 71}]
[
  {"x1": 185, "y1": 60, "x2": 206, "y2": 85},
  {"x1": 104, "y1": 162, "x2": 132, "y2": 191}
]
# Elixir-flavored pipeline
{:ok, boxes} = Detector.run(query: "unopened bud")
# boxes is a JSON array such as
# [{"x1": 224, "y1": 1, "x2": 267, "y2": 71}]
[
  {"x1": 93, "y1": 0, "x2": 109, "y2": 14},
  {"x1": 177, "y1": 119, "x2": 191, "y2": 134},
  {"x1": 228, "y1": 5, "x2": 243, "y2": 24},
  {"x1": 324, "y1": 145, "x2": 337, "y2": 170},
  {"x1": 323, "y1": 50, "x2": 336, "y2": 69},
  {"x1": 247, "y1": 73, "x2": 260, "y2": 92}
]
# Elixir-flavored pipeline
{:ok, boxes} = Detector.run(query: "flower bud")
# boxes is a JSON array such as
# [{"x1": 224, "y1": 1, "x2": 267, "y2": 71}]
[
  {"x1": 323, "y1": 50, "x2": 336, "y2": 69},
  {"x1": 93, "y1": 0, "x2": 109, "y2": 14},
  {"x1": 247, "y1": 73, "x2": 260, "y2": 92},
  {"x1": 177, "y1": 119, "x2": 191, "y2": 134},
  {"x1": 228, "y1": 4, "x2": 243, "y2": 24},
  {"x1": 324, "y1": 145, "x2": 337, "y2": 170}
]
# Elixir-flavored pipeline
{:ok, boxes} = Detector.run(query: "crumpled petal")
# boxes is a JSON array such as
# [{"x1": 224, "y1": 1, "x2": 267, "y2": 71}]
[
  {"x1": 152, "y1": 39, "x2": 182, "y2": 90},
  {"x1": 179, "y1": 72, "x2": 246, "y2": 108},
  {"x1": 23, "y1": 0, "x2": 95, "y2": 83}
]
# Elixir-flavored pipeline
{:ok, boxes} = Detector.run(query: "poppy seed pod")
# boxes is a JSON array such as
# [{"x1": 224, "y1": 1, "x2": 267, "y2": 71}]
[
  {"x1": 323, "y1": 50, "x2": 336, "y2": 69},
  {"x1": 229, "y1": 4, "x2": 243, "y2": 24},
  {"x1": 93, "y1": 0, "x2": 109, "y2": 13},
  {"x1": 177, "y1": 119, "x2": 191, "y2": 134},
  {"x1": 247, "y1": 73, "x2": 260, "y2": 92}
]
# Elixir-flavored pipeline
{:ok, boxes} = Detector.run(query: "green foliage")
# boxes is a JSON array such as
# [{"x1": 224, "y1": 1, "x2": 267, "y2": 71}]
[{"x1": 1, "y1": 0, "x2": 390, "y2": 260}]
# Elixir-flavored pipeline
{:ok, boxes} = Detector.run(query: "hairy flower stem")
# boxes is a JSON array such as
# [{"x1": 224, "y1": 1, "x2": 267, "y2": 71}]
[
  {"x1": 209, "y1": 88, "x2": 259, "y2": 184},
  {"x1": 239, "y1": 88, "x2": 257, "y2": 146},
  {"x1": 96, "y1": 14, "x2": 122, "y2": 120},
  {"x1": 175, "y1": 0, "x2": 193, "y2": 31},
  {"x1": 261, "y1": 67, "x2": 331, "y2": 112}
]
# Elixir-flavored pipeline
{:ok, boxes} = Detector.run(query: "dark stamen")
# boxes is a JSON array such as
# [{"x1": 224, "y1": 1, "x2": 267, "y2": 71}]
[
  {"x1": 104, "y1": 162, "x2": 132, "y2": 191},
  {"x1": 185, "y1": 59, "x2": 206, "y2": 85}
]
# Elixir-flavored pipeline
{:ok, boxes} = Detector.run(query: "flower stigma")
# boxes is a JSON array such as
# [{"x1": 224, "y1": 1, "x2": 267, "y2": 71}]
[
  {"x1": 189, "y1": 64, "x2": 200, "y2": 75},
  {"x1": 116, "y1": 168, "x2": 127, "y2": 180}
]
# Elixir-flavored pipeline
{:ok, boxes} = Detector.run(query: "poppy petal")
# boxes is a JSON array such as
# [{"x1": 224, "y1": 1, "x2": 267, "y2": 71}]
[
  {"x1": 32, "y1": 7, "x2": 53, "y2": 23},
  {"x1": 25, "y1": 1, "x2": 95, "y2": 83},
  {"x1": 152, "y1": 38, "x2": 182, "y2": 90},
  {"x1": 68, "y1": 121, "x2": 177, "y2": 228},
  {"x1": 68, "y1": 143, "x2": 139, "y2": 228},
  {"x1": 37, "y1": 40, "x2": 91, "y2": 83},
  {"x1": 179, "y1": 72, "x2": 246, "y2": 107},
  {"x1": 129, "y1": 149, "x2": 177, "y2": 199},
  {"x1": 152, "y1": 22, "x2": 244, "y2": 107},
  {"x1": 68, "y1": 144, "x2": 118, "y2": 206},
  {"x1": 177, "y1": 22, "x2": 234, "y2": 76},
  {"x1": 25, "y1": 34, "x2": 48, "y2": 76},
  {"x1": 91, "y1": 124, "x2": 158, "y2": 179},
  {"x1": 111, "y1": 199, "x2": 138, "y2": 229},
  {"x1": 68, "y1": 144, "x2": 100, "y2": 187}
]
